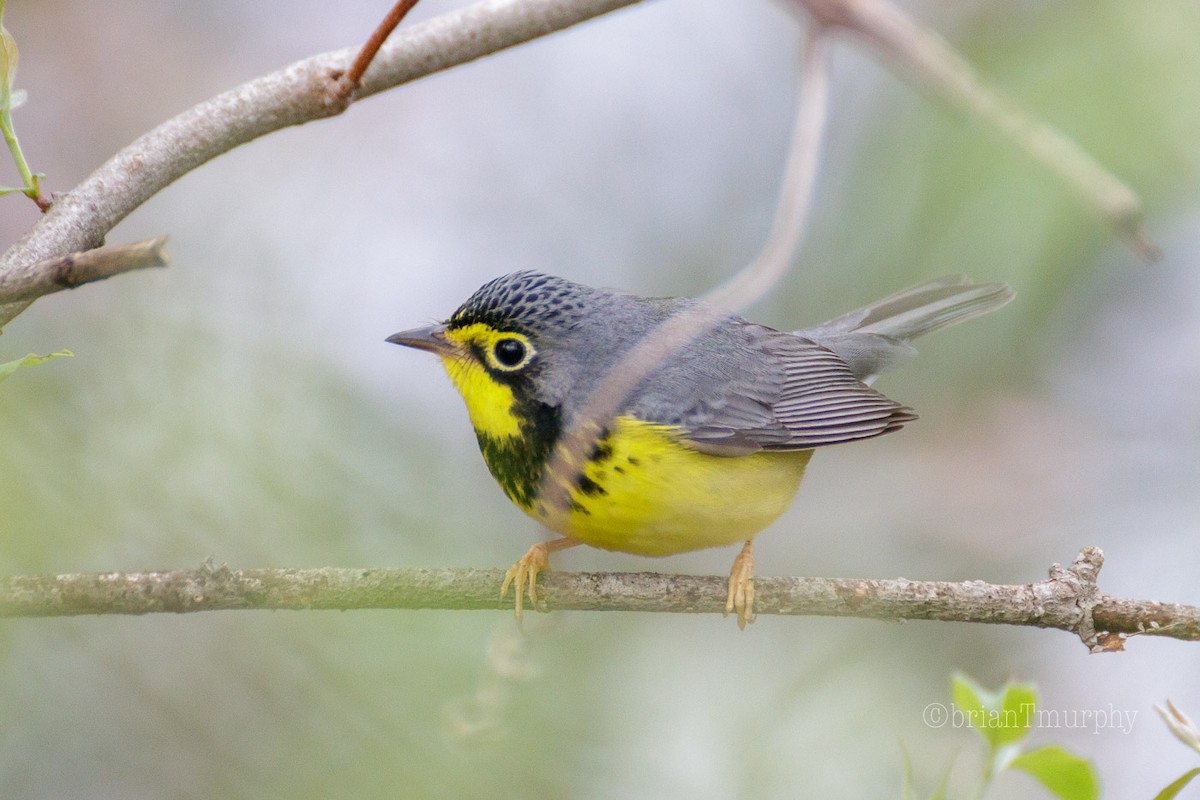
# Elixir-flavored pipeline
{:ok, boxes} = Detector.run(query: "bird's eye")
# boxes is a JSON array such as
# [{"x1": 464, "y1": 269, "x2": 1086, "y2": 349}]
[{"x1": 492, "y1": 337, "x2": 530, "y2": 369}]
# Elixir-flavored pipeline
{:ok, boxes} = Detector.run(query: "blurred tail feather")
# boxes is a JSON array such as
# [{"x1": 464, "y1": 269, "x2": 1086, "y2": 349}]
[{"x1": 796, "y1": 275, "x2": 1013, "y2": 384}]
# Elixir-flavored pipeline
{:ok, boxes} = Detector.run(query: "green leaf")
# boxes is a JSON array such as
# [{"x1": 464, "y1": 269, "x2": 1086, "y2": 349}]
[
  {"x1": 0, "y1": 349, "x2": 72, "y2": 382},
  {"x1": 1010, "y1": 746, "x2": 1100, "y2": 800},
  {"x1": 897, "y1": 741, "x2": 956, "y2": 800},
  {"x1": 951, "y1": 673, "x2": 1036, "y2": 747},
  {"x1": 995, "y1": 682, "x2": 1038, "y2": 746},
  {"x1": 929, "y1": 754, "x2": 954, "y2": 800},
  {"x1": 1153, "y1": 767, "x2": 1200, "y2": 800},
  {"x1": 899, "y1": 743, "x2": 914, "y2": 800},
  {"x1": 952, "y1": 672, "x2": 991, "y2": 719}
]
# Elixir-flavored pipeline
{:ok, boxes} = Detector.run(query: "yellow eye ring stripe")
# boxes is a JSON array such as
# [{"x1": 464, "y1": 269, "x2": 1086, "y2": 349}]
[{"x1": 445, "y1": 324, "x2": 536, "y2": 372}]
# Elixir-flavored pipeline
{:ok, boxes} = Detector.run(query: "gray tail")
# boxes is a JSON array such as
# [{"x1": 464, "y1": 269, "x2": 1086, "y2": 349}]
[{"x1": 796, "y1": 275, "x2": 1014, "y2": 384}]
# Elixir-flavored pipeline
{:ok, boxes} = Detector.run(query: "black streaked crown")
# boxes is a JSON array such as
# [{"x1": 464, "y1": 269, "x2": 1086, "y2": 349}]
[{"x1": 447, "y1": 271, "x2": 590, "y2": 333}]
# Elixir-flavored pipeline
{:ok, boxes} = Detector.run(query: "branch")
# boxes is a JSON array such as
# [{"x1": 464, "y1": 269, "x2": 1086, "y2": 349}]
[
  {"x1": 790, "y1": 0, "x2": 1160, "y2": 262},
  {"x1": 704, "y1": 21, "x2": 831, "y2": 312},
  {"x1": 0, "y1": 0, "x2": 1158, "y2": 330},
  {"x1": 535, "y1": 303, "x2": 730, "y2": 522},
  {"x1": 0, "y1": 0, "x2": 643, "y2": 329},
  {"x1": 329, "y1": 0, "x2": 423, "y2": 107},
  {"x1": 0, "y1": 236, "x2": 167, "y2": 305},
  {"x1": 539, "y1": 24, "x2": 833, "y2": 517},
  {"x1": 2, "y1": 548, "x2": 1195, "y2": 648}
]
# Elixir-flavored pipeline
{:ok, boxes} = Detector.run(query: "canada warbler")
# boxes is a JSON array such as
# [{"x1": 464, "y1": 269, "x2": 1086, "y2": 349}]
[{"x1": 388, "y1": 271, "x2": 1013, "y2": 627}]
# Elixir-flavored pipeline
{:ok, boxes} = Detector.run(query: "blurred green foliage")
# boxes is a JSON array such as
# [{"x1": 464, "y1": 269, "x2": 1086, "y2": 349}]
[
  {"x1": 905, "y1": 674, "x2": 1099, "y2": 800},
  {"x1": 0, "y1": 349, "x2": 69, "y2": 383}
]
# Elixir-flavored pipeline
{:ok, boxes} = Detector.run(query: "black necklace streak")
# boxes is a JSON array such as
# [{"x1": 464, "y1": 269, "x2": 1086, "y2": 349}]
[
  {"x1": 473, "y1": 391, "x2": 562, "y2": 510},
  {"x1": 455, "y1": 319, "x2": 616, "y2": 513},
  {"x1": 472, "y1": 393, "x2": 616, "y2": 513}
]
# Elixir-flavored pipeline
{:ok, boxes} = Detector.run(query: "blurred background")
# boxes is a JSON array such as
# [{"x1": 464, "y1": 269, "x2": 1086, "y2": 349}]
[{"x1": 1, "y1": 0, "x2": 1198, "y2": 797}]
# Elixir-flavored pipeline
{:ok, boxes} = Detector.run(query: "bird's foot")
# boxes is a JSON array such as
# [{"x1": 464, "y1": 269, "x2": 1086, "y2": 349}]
[
  {"x1": 725, "y1": 540, "x2": 756, "y2": 630},
  {"x1": 500, "y1": 537, "x2": 581, "y2": 625}
]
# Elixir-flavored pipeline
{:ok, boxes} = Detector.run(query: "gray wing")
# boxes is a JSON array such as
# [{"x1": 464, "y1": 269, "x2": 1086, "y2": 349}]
[{"x1": 676, "y1": 328, "x2": 916, "y2": 456}]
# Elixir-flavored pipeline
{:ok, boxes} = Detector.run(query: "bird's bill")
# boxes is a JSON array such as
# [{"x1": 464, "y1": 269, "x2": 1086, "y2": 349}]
[{"x1": 386, "y1": 323, "x2": 457, "y2": 356}]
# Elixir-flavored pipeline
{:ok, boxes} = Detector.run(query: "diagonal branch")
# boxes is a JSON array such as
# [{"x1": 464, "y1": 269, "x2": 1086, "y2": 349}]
[
  {"x1": 538, "y1": 23, "x2": 833, "y2": 517},
  {"x1": 2, "y1": 548, "x2": 1196, "y2": 649},
  {"x1": 0, "y1": 0, "x2": 645, "y2": 329},
  {"x1": 330, "y1": 0, "x2": 424, "y2": 106},
  {"x1": 704, "y1": 22, "x2": 832, "y2": 312},
  {"x1": 791, "y1": 0, "x2": 1159, "y2": 261}
]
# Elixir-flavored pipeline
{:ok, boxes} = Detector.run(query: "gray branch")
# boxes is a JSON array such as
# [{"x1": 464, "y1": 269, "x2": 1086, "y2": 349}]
[
  {"x1": 790, "y1": 0, "x2": 1158, "y2": 261},
  {"x1": 0, "y1": 0, "x2": 643, "y2": 328},
  {"x1": 2, "y1": 548, "x2": 1195, "y2": 650},
  {"x1": 0, "y1": 236, "x2": 167, "y2": 305}
]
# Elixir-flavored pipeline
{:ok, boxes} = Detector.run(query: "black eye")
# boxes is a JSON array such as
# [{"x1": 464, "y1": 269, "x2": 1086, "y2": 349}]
[{"x1": 493, "y1": 338, "x2": 527, "y2": 368}]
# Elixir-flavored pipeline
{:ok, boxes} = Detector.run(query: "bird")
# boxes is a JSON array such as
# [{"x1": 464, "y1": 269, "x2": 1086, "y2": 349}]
[{"x1": 388, "y1": 271, "x2": 1013, "y2": 628}]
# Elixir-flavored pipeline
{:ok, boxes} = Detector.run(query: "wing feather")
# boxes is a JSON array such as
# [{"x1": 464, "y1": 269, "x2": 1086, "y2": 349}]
[{"x1": 681, "y1": 328, "x2": 915, "y2": 454}]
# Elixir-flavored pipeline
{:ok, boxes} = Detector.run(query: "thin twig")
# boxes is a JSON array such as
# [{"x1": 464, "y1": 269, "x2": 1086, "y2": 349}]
[
  {"x1": 791, "y1": 0, "x2": 1160, "y2": 262},
  {"x1": 0, "y1": 236, "x2": 167, "y2": 305},
  {"x1": 1, "y1": 549, "x2": 1194, "y2": 649},
  {"x1": 328, "y1": 0, "x2": 423, "y2": 109},
  {"x1": 536, "y1": 24, "x2": 833, "y2": 515},
  {"x1": 0, "y1": 0, "x2": 48, "y2": 211},
  {"x1": 704, "y1": 23, "x2": 832, "y2": 312},
  {"x1": 534, "y1": 303, "x2": 729, "y2": 524}
]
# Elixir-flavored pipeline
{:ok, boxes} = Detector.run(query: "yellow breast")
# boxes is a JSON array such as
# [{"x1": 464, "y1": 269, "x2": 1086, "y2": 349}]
[{"x1": 548, "y1": 417, "x2": 812, "y2": 557}]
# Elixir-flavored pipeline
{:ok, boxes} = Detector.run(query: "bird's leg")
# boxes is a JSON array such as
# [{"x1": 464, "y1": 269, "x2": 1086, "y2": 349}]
[
  {"x1": 501, "y1": 537, "x2": 582, "y2": 623},
  {"x1": 725, "y1": 540, "x2": 756, "y2": 630}
]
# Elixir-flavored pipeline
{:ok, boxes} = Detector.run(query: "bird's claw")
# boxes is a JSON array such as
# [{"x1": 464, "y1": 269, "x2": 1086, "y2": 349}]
[
  {"x1": 501, "y1": 541, "x2": 553, "y2": 624},
  {"x1": 725, "y1": 540, "x2": 756, "y2": 630}
]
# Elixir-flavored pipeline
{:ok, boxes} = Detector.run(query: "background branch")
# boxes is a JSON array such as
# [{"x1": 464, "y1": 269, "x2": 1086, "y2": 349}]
[
  {"x1": 0, "y1": 0, "x2": 1156, "y2": 330},
  {"x1": 0, "y1": 0, "x2": 643, "y2": 329},
  {"x1": 791, "y1": 0, "x2": 1159, "y2": 261},
  {"x1": 0, "y1": 236, "x2": 166, "y2": 305},
  {"x1": 704, "y1": 22, "x2": 831, "y2": 312},
  {"x1": 540, "y1": 22, "x2": 832, "y2": 513},
  {"x1": 3, "y1": 548, "x2": 1195, "y2": 649}
]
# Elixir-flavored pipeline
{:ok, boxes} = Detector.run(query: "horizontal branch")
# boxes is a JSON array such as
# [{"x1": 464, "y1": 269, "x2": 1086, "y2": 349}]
[{"x1": 2, "y1": 549, "x2": 1195, "y2": 649}]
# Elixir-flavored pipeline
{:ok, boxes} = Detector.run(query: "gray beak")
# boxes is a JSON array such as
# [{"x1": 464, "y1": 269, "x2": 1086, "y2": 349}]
[{"x1": 386, "y1": 323, "x2": 456, "y2": 356}]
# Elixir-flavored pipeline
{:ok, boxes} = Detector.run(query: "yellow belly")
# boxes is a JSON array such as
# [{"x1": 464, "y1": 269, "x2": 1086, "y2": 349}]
[{"x1": 537, "y1": 417, "x2": 812, "y2": 557}]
